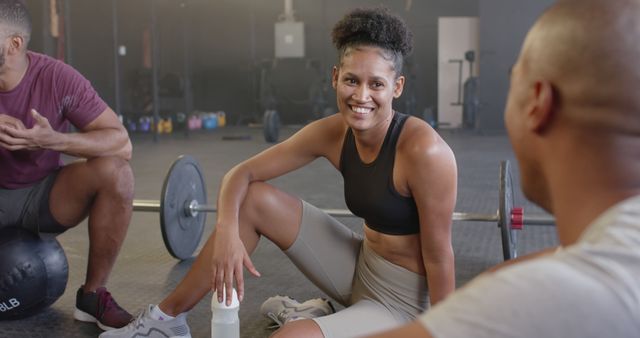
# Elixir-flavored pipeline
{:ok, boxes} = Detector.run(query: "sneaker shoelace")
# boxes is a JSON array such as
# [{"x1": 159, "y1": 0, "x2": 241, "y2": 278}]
[
  {"x1": 128, "y1": 309, "x2": 148, "y2": 329},
  {"x1": 264, "y1": 297, "x2": 334, "y2": 329},
  {"x1": 266, "y1": 307, "x2": 305, "y2": 329},
  {"x1": 266, "y1": 311, "x2": 287, "y2": 329}
]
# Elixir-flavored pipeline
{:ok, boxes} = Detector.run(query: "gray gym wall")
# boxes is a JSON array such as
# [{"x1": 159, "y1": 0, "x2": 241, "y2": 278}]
[
  {"x1": 477, "y1": 0, "x2": 555, "y2": 133},
  {"x1": 24, "y1": 0, "x2": 554, "y2": 132}
]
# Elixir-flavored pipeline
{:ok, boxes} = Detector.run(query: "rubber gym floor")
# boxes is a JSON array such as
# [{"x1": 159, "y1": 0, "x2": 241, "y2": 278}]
[{"x1": 0, "y1": 126, "x2": 557, "y2": 338}]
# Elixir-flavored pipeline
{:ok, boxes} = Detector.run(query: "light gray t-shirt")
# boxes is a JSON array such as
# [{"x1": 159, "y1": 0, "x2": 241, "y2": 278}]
[{"x1": 420, "y1": 195, "x2": 640, "y2": 338}]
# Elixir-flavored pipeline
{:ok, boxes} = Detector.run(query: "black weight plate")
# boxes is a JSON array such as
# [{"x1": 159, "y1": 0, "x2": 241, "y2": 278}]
[
  {"x1": 499, "y1": 160, "x2": 518, "y2": 260},
  {"x1": 263, "y1": 109, "x2": 280, "y2": 143},
  {"x1": 160, "y1": 155, "x2": 207, "y2": 260},
  {"x1": 506, "y1": 163, "x2": 519, "y2": 259}
]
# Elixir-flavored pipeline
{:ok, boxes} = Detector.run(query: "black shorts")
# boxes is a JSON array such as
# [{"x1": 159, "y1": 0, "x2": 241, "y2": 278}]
[{"x1": 0, "y1": 171, "x2": 69, "y2": 234}]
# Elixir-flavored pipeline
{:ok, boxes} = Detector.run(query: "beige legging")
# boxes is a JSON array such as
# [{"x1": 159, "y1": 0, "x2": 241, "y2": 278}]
[{"x1": 284, "y1": 200, "x2": 429, "y2": 338}]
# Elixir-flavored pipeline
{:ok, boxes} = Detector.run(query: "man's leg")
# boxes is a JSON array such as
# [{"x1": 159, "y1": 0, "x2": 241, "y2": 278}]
[
  {"x1": 158, "y1": 181, "x2": 303, "y2": 316},
  {"x1": 49, "y1": 156, "x2": 134, "y2": 291}
]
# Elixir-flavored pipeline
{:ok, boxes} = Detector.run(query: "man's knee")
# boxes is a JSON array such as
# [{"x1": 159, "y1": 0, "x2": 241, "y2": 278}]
[{"x1": 87, "y1": 157, "x2": 134, "y2": 201}]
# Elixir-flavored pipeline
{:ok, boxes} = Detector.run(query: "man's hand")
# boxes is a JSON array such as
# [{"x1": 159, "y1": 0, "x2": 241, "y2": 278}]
[
  {"x1": 0, "y1": 109, "x2": 61, "y2": 151},
  {"x1": 0, "y1": 114, "x2": 26, "y2": 130}
]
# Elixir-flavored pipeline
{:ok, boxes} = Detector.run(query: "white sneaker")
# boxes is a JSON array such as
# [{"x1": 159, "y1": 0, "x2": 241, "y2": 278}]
[
  {"x1": 260, "y1": 295, "x2": 335, "y2": 329},
  {"x1": 99, "y1": 305, "x2": 191, "y2": 338}
]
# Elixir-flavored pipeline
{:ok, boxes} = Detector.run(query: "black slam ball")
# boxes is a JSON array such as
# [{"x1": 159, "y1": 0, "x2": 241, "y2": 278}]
[{"x1": 0, "y1": 227, "x2": 69, "y2": 319}]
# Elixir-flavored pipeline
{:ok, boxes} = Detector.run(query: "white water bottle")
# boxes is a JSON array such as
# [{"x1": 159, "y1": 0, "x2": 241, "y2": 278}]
[{"x1": 211, "y1": 287, "x2": 240, "y2": 338}]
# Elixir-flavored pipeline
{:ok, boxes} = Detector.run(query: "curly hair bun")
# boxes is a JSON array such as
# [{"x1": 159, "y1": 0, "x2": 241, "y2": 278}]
[{"x1": 331, "y1": 7, "x2": 413, "y2": 57}]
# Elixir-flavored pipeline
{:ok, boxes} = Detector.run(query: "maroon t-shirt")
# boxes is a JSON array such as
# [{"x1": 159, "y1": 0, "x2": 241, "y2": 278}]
[{"x1": 0, "y1": 52, "x2": 107, "y2": 189}]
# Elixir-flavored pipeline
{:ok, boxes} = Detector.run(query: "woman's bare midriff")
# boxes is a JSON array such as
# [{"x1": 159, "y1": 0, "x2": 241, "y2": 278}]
[{"x1": 363, "y1": 224, "x2": 426, "y2": 276}]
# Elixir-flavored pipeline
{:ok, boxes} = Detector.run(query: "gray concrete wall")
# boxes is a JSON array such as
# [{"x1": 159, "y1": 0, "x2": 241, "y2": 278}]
[
  {"x1": 24, "y1": 0, "x2": 478, "y2": 125},
  {"x1": 23, "y1": 0, "x2": 564, "y2": 130},
  {"x1": 477, "y1": 0, "x2": 555, "y2": 133}
]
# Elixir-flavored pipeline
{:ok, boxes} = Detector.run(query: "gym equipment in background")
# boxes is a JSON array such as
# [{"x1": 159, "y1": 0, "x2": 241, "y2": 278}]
[
  {"x1": 131, "y1": 156, "x2": 554, "y2": 261},
  {"x1": 0, "y1": 228, "x2": 68, "y2": 320}
]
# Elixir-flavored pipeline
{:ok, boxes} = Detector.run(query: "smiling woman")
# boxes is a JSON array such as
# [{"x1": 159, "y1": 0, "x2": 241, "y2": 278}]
[
  {"x1": 330, "y1": 9, "x2": 410, "y2": 134},
  {"x1": 99, "y1": 7, "x2": 457, "y2": 338},
  {"x1": 332, "y1": 44, "x2": 405, "y2": 133}
]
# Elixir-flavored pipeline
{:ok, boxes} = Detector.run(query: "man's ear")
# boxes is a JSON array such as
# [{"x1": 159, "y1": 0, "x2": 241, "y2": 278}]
[
  {"x1": 8, "y1": 35, "x2": 25, "y2": 54},
  {"x1": 527, "y1": 81, "x2": 555, "y2": 132},
  {"x1": 331, "y1": 66, "x2": 338, "y2": 89},
  {"x1": 393, "y1": 75, "x2": 405, "y2": 98}
]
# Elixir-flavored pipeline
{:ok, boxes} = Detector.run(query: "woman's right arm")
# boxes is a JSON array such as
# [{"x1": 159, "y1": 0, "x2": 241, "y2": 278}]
[{"x1": 211, "y1": 115, "x2": 346, "y2": 304}]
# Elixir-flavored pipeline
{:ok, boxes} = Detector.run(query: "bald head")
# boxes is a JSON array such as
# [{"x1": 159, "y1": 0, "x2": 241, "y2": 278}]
[{"x1": 519, "y1": 0, "x2": 640, "y2": 133}]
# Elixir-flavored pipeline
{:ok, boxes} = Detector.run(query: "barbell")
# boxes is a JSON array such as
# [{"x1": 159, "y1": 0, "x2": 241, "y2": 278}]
[{"x1": 133, "y1": 155, "x2": 556, "y2": 261}]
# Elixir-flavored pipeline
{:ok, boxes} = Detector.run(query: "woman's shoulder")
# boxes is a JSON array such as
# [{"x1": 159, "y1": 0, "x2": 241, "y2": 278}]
[
  {"x1": 283, "y1": 113, "x2": 348, "y2": 159},
  {"x1": 398, "y1": 116, "x2": 441, "y2": 150},
  {"x1": 398, "y1": 116, "x2": 455, "y2": 164}
]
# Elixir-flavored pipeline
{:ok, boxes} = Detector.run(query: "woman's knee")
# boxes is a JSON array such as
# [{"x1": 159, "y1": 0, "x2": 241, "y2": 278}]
[{"x1": 241, "y1": 181, "x2": 278, "y2": 217}]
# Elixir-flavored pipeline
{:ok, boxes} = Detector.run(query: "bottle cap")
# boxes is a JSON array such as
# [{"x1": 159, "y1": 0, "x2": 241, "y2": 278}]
[{"x1": 211, "y1": 287, "x2": 240, "y2": 309}]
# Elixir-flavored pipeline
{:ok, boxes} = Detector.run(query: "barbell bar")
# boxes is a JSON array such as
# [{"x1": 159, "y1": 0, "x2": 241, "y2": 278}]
[
  {"x1": 133, "y1": 155, "x2": 555, "y2": 261},
  {"x1": 521, "y1": 215, "x2": 556, "y2": 226},
  {"x1": 135, "y1": 200, "x2": 503, "y2": 223}
]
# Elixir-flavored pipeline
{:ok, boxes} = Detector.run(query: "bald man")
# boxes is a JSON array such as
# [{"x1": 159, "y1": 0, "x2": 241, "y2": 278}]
[{"x1": 362, "y1": 0, "x2": 640, "y2": 337}]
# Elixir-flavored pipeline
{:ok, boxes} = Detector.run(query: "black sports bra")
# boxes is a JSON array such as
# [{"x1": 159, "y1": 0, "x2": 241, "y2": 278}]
[{"x1": 339, "y1": 112, "x2": 420, "y2": 235}]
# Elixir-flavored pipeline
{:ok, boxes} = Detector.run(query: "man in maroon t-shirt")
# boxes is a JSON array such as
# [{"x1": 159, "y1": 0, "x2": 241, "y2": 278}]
[{"x1": 0, "y1": 0, "x2": 133, "y2": 330}]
